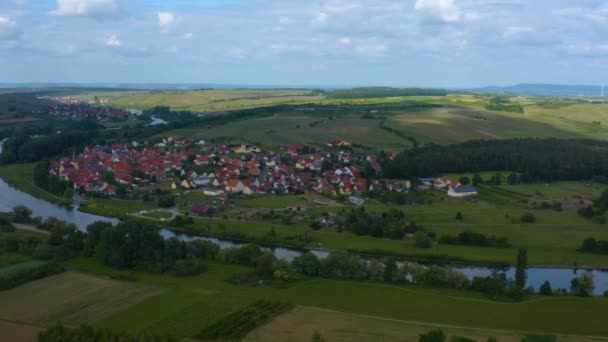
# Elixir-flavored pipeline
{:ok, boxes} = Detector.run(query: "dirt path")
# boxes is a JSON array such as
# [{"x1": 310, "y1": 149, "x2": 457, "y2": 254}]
[{"x1": 12, "y1": 223, "x2": 49, "y2": 235}]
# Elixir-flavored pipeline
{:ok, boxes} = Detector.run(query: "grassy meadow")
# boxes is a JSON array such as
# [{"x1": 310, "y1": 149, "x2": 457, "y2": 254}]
[
  {"x1": 0, "y1": 163, "x2": 71, "y2": 205},
  {"x1": 142, "y1": 94, "x2": 608, "y2": 149},
  {"x1": 60, "y1": 258, "x2": 608, "y2": 339},
  {"x1": 245, "y1": 306, "x2": 597, "y2": 342},
  {"x1": 81, "y1": 89, "x2": 324, "y2": 112},
  {"x1": 157, "y1": 113, "x2": 412, "y2": 150}
]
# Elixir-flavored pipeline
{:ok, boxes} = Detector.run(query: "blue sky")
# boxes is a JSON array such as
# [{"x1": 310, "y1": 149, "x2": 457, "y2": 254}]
[{"x1": 0, "y1": 0, "x2": 607, "y2": 87}]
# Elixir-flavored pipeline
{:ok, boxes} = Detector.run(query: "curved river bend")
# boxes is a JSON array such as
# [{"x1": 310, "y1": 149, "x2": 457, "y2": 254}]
[{"x1": 1, "y1": 140, "x2": 607, "y2": 294}]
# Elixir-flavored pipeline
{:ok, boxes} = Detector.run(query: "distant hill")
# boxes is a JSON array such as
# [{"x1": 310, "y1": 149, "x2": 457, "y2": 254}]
[{"x1": 471, "y1": 84, "x2": 605, "y2": 97}]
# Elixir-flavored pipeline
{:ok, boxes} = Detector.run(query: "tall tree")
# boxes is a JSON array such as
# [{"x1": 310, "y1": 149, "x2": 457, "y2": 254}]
[{"x1": 515, "y1": 248, "x2": 528, "y2": 289}]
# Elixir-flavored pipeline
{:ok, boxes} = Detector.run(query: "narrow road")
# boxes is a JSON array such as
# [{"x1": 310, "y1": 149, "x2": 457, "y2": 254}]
[{"x1": 12, "y1": 223, "x2": 49, "y2": 235}]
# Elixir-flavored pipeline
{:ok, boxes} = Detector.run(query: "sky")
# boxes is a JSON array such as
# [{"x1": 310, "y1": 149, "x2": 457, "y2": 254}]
[{"x1": 0, "y1": 0, "x2": 607, "y2": 88}]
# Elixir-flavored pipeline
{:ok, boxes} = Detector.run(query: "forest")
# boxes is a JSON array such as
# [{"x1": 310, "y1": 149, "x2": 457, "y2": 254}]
[
  {"x1": 383, "y1": 138, "x2": 608, "y2": 182},
  {"x1": 325, "y1": 87, "x2": 447, "y2": 98}
]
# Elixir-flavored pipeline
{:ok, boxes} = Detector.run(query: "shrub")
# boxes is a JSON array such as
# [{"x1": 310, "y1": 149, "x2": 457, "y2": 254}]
[
  {"x1": 539, "y1": 280, "x2": 552, "y2": 296},
  {"x1": 520, "y1": 212, "x2": 536, "y2": 223},
  {"x1": 414, "y1": 231, "x2": 433, "y2": 249},
  {"x1": 570, "y1": 272, "x2": 595, "y2": 297},
  {"x1": 169, "y1": 259, "x2": 208, "y2": 277},
  {"x1": 438, "y1": 230, "x2": 510, "y2": 248},
  {"x1": 419, "y1": 329, "x2": 447, "y2": 342},
  {"x1": 0, "y1": 262, "x2": 64, "y2": 291}
]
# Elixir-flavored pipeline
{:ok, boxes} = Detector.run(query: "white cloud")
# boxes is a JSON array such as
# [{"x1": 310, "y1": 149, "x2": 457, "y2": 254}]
[
  {"x1": 339, "y1": 36, "x2": 352, "y2": 45},
  {"x1": 313, "y1": 12, "x2": 328, "y2": 25},
  {"x1": 158, "y1": 12, "x2": 175, "y2": 34},
  {"x1": 415, "y1": 0, "x2": 461, "y2": 23},
  {"x1": 105, "y1": 34, "x2": 121, "y2": 47},
  {"x1": 50, "y1": 0, "x2": 124, "y2": 18},
  {"x1": 0, "y1": 16, "x2": 20, "y2": 41},
  {"x1": 182, "y1": 32, "x2": 193, "y2": 40}
]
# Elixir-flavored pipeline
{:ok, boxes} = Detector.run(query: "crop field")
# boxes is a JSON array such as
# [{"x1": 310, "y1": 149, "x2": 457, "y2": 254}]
[
  {"x1": 163, "y1": 114, "x2": 412, "y2": 150},
  {"x1": 149, "y1": 96, "x2": 608, "y2": 149},
  {"x1": 0, "y1": 271, "x2": 164, "y2": 326},
  {"x1": 385, "y1": 106, "x2": 598, "y2": 145},
  {"x1": 82, "y1": 89, "x2": 324, "y2": 112},
  {"x1": 0, "y1": 321, "x2": 43, "y2": 342},
  {"x1": 246, "y1": 306, "x2": 587, "y2": 342},
  {"x1": 496, "y1": 182, "x2": 603, "y2": 200},
  {"x1": 64, "y1": 258, "x2": 608, "y2": 338},
  {"x1": 0, "y1": 94, "x2": 50, "y2": 120}
]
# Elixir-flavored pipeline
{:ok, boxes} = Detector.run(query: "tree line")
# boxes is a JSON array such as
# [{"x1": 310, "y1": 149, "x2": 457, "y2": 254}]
[
  {"x1": 383, "y1": 139, "x2": 608, "y2": 182},
  {"x1": 325, "y1": 87, "x2": 447, "y2": 98}
]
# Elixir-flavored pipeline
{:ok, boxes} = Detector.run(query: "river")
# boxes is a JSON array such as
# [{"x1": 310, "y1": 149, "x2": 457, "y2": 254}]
[{"x1": 1, "y1": 139, "x2": 608, "y2": 294}]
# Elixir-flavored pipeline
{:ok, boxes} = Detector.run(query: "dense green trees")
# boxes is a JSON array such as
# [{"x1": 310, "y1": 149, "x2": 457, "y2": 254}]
[
  {"x1": 33, "y1": 160, "x2": 72, "y2": 197},
  {"x1": 84, "y1": 221, "x2": 208, "y2": 275},
  {"x1": 539, "y1": 280, "x2": 553, "y2": 296},
  {"x1": 570, "y1": 272, "x2": 595, "y2": 297},
  {"x1": 326, "y1": 87, "x2": 447, "y2": 98},
  {"x1": 578, "y1": 237, "x2": 608, "y2": 254},
  {"x1": 419, "y1": 329, "x2": 447, "y2": 342},
  {"x1": 520, "y1": 212, "x2": 536, "y2": 223},
  {"x1": 291, "y1": 252, "x2": 321, "y2": 276},
  {"x1": 12, "y1": 205, "x2": 32, "y2": 223},
  {"x1": 1, "y1": 130, "x2": 98, "y2": 163},
  {"x1": 0, "y1": 262, "x2": 64, "y2": 290},
  {"x1": 39, "y1": 323, "x2": 175, "y2": 342},
  {"x1": 438, "y1": 231, "x2": 510, "y2": 248},
  {"x1": 515, "y1": 248, "x2": 528, "y2": 289},
  {"x1": 414, "y1": 231, "x2": 433, "y2": 248},
  {"x1": 158, "y1": 194, "x2": 176, "y2": 208},
  {"x1": 384, "y1": 139, "x2": 608, "y2": 182},
  {"x1": 344, "y1": 207, "x2": 418, "y2": 240}
]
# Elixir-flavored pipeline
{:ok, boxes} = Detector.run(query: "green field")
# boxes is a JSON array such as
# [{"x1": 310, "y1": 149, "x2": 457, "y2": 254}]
[
  {"x1": 0, "y1": 271, "x2": 164, "y2": 326},
  {"x1": 0, "y1": 94, "x2": 50, "y2": 120},
  {"x1": 159, "y1": 114, "x2": 412, "y2": 150},
  {"x1": 145, "y1": 96, "x2": 608, "y2": 149},
  {"x1": 62, "y1": 258, "x2": 608, "y2": 339},
  {"x1": 0, "y1": 321, "x2": 43, "y2": 342},
  {"x1": 79, "y1": 199, "x2": 157, "y2": 217},
  {"x1": 81, "y1": 89, "x2": 325, "y2": 112},
  {"x1": 0, "y1": 260, "x2": 46, "y2": 275},
  {"x1": 235, "y1": 195, "x2": 313, "y2": 209},
  {"x1": 385, "y1": 105, "x2": 608, "y2": 145},
  {"x1": 0, "y1": 163, "x2": 71, "y2": 205},
  {"x1": 0, "y1": 253, "x2": 32, "y2": 268},
  {"x1": 145, "y1": 192, "x2": 608, "y2": 267},
  {"x1": 245, "y1": 306, "x2": 594, "y2": 342}
]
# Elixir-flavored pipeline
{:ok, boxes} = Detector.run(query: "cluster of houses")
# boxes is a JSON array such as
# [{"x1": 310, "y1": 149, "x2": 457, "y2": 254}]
[
  {"x1": 417, "y1": 177, "x2": 478, "y2": 197},
  {"x1": 48, "y1": 103, "x2": 136, "y2": 122},
  {"x1": 48, "y1": 137, "x2": 478, "y2": 202},
  {"x1": 49, "y1": 96, "x2": 110, "y2": 105}
]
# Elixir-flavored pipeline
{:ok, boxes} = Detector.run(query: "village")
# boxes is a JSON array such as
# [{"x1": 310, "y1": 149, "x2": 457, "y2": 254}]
[
  {"x1": 48, "y1": 101, "x2": 138, "y2": 121},
  {"x1": 49, "y1": 136, "x2": 478, "y2": 212}
]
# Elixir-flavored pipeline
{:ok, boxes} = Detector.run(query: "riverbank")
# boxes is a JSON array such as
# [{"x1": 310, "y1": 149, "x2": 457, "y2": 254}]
[{"x1": 0, "y1": 163, "x2": 71, "y2": 206}]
